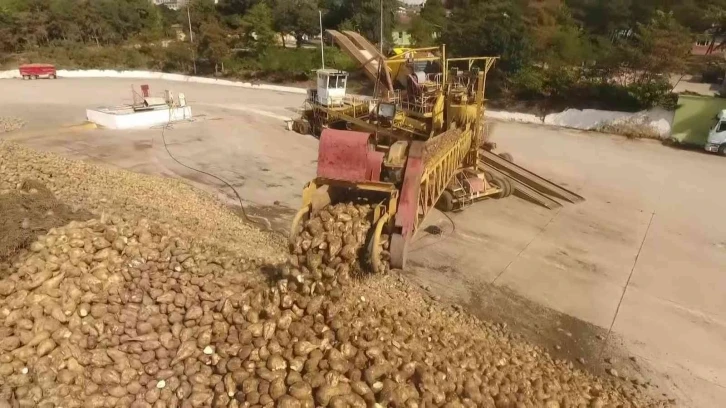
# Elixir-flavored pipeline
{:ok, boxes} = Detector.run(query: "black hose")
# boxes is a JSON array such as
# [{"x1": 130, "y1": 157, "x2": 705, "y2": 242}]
[{"x1": 159, "y1": 111, "x2": 271, "y2": 230}]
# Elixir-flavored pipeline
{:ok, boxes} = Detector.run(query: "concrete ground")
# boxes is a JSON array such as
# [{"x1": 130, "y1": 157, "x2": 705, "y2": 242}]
[{"x1": 2, "y1": 78, "x2": 726, "y2": 407}]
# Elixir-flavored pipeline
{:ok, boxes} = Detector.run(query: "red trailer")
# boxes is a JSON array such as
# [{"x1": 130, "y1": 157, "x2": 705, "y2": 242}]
[{"x1": 19, "y1": 64, "x2": 57, "y2": 80}]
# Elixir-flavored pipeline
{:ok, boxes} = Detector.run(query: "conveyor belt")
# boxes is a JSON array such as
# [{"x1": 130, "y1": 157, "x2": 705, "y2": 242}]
[
  {"x1": 477, "y1": 162, "x2": 562, "y2": 210},
  {"x1": 325, "y1": 30, "x2": 394, "y2": 93},
  {"x1": 479, "y1": 149, "x2": 584, "y2": 204}
]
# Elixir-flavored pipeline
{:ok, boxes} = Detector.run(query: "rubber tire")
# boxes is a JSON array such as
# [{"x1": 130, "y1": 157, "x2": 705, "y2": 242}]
[
  {"x1": 32, "y1": 75, "x2": 38, "y2": 80},
  {"x1": 436, "y1": 190, "x2": 455, "y2": 212},
  {"x1": 491, "y1": 176, "x2": 510, "y2": 199},
  {"x1": 502, "y1": 177, "x2": 514, "y2": 197},
  {"x1": 51, "y1": 74, "x2": 57, "y2": 79},
  {"x1": 719, "y1": 144, "x2": 726, "y2": 156},
  {"x1": 498, "y1": 152, "x2": 514, "y2": 162}
]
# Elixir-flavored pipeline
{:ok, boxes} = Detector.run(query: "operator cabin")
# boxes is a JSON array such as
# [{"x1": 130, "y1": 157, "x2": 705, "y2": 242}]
[{"x1": 314, "y1": 69, "x2": 349, "y2": 106}]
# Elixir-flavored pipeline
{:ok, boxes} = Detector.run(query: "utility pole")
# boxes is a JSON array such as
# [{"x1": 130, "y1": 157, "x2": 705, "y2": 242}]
[
  {"x1": 186, "y1": 4, "x2": 194, "y2": 43},
  {"x1": 187, "y1": 2, "x2": 197, "y2": 74},
  {"x1": 379, "y1": 0, "x2": 383, "y2": 55},
  {"x1": 319, "y1": 10, "x2": 325, "y2": 70}
]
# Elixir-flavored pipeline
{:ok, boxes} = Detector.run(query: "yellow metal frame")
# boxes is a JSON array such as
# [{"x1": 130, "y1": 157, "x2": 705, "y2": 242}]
[
  {"x1": 416, "y1": 129, "x2": 473, "y2": 231},
  {"x1": 445, "y1": 56, "x2": 498, "y2": 73}
]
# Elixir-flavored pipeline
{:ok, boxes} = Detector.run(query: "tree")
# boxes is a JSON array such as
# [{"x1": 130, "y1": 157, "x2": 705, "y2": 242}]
[
  {"x1": 566, "y1": 0, "x2": 634, "y2": 37},
  {"x1": 241, "y1": 1, "x2": 275, "y2": 52},
  {"x1": 442, "y1": 0, "x2": 533, "y2": 72},
  {"x1": 526, "y1": 0, "x2": 587, "y2": 66},
  {"x1": 325, "y1": 0, "x2": 401, "y2": 50},
  {"x1": 272, "y1": 0, "x2": 318, "y2": 48},
  {"x1": 628, "y1": 11, "x2": 692, "y2": 82},
  {"x1": 198, "y1": 20, "x2": 230, "y2": 74},
  {"x1": 419, "y1": 0, "x2": 447, "y2": 29},
  {"x1": 218, "y1": 0, "x2": 261, "y2": 16},
  {"x1": 410, "y1": 0, "x2": 446, "y2": 46}
]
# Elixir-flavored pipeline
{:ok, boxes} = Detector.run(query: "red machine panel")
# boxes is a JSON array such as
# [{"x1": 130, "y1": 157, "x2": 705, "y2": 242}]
[
  {"x1": 395, "y1": 141, "x2": 425, "y2": 239},
  {"x1": 366, "y1": 151, "x2": 384, "y2": 181},
  {"x1": 317, "y1": 129, "x2": 376, "y2": 182},
  {"x1": 467, "y1": 177, "x2": 485, "y2": 193}
]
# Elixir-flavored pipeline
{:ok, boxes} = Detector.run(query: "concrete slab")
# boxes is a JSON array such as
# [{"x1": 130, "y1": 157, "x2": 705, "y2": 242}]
[
  {"x1": 515, "y1": 200, "x2": 651, "y2": 285},
  {"x1": 496, "y1": 251, "x2": 625, "y2": 329},
  {"x1": 407, "y1": 194, "x2": 555, "y2": 287},
  {"x1": 612, "y1": 286, "x2": 726, "y2": 406},
  {"x1": 630, "y1": 216, "x2": 726, "y2": 320}
]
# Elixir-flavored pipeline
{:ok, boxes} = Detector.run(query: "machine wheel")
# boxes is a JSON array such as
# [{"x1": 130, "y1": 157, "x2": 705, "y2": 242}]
[
  {"x1": 389, "y1": 233, "x2": 408, "y2": 270},
  {"x1": 33, "y1": 75, "x2": 38, "y2": 80},
  {"x1": 436, "y1": 190, "x2": 455, "y2": 212},
  {"x1": 292, "y1": 119, "x2": 310, "y2": 135},
  {"x1": 719, "y1": 144, "x2": 726, "y2": 156},
  {"x1": 491, "y1": 176, "x2": 512, "y2": 199},
  {"x1": 498, "y1": 152, "x2": 514, "y2": 162},
  {"x1": 503, "y1": 177, "x2": 514, "y2": 197}
]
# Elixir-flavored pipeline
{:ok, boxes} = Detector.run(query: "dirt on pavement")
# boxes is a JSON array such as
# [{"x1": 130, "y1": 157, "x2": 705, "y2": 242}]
[
  {"x1": 0, "y1": 179, "x2": 91, "y2": 269},
  {"x1": 406, "y1": 261, "x2": 661, "y2": 398}
]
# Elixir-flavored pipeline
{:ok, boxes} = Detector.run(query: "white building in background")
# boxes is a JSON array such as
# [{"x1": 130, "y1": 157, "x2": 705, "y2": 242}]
[
  {"x1": 151, "y1": 0, "x2": 195, "y2": 10},
  {"x1": 152, "y1": 0, "x2": 218, "y2": 9}
]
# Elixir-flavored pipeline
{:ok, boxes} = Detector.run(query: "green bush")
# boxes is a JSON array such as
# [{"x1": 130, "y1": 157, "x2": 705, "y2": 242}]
[
  {"x1": 503, "y1": 64, "x2": 676, "y2": 112},
  {"x1": 626, "y1": 78, "x2": 677, "y2": 110},
  {"x1": 509, "y1": 67, "x2": 547, "y2": 99},
  {"x1": 223, "y1": 46, "x2": 357, "y2": 82},
  {"x1": 701, "y1": 62, "x2": 725, "y2": 84}
]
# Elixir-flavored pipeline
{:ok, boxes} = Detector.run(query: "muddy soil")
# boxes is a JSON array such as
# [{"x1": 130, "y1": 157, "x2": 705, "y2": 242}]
[
  {"x1": 0, "y1": 179, "x2": 91, "y2": 269},
  {"x1": 405, "y1": 262, "x2": 657, "y2": 394}
]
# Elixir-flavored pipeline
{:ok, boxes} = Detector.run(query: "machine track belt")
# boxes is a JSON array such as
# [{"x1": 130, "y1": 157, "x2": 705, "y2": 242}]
[{"x1": 479, "y1": 149, "x2": 584, "y2": 204}]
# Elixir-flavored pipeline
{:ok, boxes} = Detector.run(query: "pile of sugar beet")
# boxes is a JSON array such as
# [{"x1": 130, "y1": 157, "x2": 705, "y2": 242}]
[{"x1": 0, "y1": 141, "x2": 669, "y2": 408}]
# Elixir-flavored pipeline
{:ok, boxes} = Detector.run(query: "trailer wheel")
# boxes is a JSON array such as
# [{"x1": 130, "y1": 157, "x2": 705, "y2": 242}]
[
  {"x1": 436, "y1": 190, "x2": 455, "y2": 212},
  {"x1": 491, "y1": 176, "x2": 512, "y2": 199},
  {"x1": 503, "y1": 177, "x2": 514, "y2": 197},
  {"x1": 498, "y1": 152, "x2": 514, "y2": 162}
]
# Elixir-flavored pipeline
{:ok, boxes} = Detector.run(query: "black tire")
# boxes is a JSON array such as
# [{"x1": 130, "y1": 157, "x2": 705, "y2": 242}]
[
  {"x1": 498, "y1": 152, "x2": 514, "y2": 162},
  {"x1": 491, "y1": 176, "x2": 513, "y2": 199},
  {"x1": 719, "y1": 144, "x2": 726, "y2": 156},
  {"x1": 503, "y1": 177, "x2": 514, "y2": 197},
  {"x1": 436, "y1": 190, "x2": 455, "y2": 212}
]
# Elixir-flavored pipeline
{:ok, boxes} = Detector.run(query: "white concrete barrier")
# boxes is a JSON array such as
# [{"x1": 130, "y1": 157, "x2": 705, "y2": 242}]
[
  {"x1": 0, "y1": 69, "x2": 308, "y2": 95},
  {"x1": 486, "y1": 107, "x2": 674, "y2": 138},
  {"x1": 544, "y1": 107, "x2": 674, "y2": 137},
  {"x1": 485, "y1": 110, "x2": 543, "y2": 125}
]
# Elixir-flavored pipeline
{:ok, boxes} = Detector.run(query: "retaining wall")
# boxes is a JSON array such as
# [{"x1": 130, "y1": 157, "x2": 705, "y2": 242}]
[
  {"x1": 0, "y1": 69, "x2": 307, "y2": 95},
  {"x1": 486, "y1": 108, "x2": 675, "y2": 138},
  {"x1": 1, "y1": 69, "x2": 675, "y2": 137}
]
